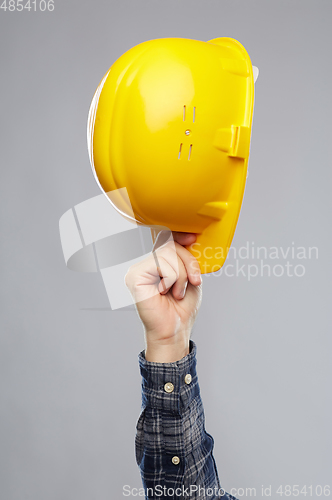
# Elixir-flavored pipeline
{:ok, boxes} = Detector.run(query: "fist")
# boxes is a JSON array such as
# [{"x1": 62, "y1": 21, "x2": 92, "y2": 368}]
[{"x1": 125, "y1": 231, "x2": 203, "y2": 362}]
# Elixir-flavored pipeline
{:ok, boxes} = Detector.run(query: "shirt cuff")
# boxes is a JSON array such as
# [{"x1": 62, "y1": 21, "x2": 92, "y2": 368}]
[{"x1": 138, "y1": 340, "x2": 200, "y2": 415}]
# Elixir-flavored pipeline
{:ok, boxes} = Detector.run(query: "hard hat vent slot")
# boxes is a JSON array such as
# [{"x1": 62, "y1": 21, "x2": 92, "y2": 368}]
[
  {"x1": 183, "y1": 105, "x2": 196, "y2": 122},
  {"x1": 178, "y1": 143, "x2": 193, "y2": 160}
]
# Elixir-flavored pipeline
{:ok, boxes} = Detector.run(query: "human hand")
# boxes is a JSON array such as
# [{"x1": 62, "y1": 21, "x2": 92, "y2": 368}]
[{"x1": 125, "y1": 231, "x2": 202, "y2": 362}]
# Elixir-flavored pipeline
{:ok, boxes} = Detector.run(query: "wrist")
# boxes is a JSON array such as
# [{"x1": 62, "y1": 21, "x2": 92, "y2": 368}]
[{"x1": 144, "y1": 333, "x2": 190, "y2": 363}]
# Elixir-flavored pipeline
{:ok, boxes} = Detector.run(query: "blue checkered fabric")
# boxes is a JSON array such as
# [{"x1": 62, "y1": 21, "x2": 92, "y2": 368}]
[{"x1": 136, "y1": 340, "x2": 238, "y2": 500}]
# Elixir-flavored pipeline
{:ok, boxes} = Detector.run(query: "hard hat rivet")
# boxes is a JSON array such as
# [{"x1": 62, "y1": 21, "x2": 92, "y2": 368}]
[{"x1": 185, "y1": 129, "x2": 191, "y2": 136}]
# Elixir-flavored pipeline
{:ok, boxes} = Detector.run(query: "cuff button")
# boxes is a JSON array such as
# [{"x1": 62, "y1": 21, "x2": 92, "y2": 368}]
[
  {"x1": 184, "y1": 374, "x2": 192, "y2": 385},
  {"x1": 164, "y1": 382, "x2": 174, "y2": 393},
  {"x1": 172, "y1": 456, "x2": 180, "y2": 465}
]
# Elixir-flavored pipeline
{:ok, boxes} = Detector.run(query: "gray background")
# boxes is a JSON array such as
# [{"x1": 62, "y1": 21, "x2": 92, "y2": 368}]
[{"x1": 1, "y1": 1, "x2": 331, "y2": 499}]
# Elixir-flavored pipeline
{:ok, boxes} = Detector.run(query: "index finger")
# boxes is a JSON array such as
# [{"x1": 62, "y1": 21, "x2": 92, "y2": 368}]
[
  {"x1": 152, "y1": 230, "x2": 197, "y2": 252},
  {"x1": 152, "y1": 230, "x2": 201, "y2": 285}
]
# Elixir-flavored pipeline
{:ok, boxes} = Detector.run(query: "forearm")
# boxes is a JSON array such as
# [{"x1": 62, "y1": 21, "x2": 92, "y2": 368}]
[{"x1": 135, "y1": 340, "x2": 234, "y2": 499}]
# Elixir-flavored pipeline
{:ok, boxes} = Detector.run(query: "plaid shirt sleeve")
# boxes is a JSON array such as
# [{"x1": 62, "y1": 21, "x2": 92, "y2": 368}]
[{"x1": 136, "y1": 340, "x2": 239, "y2": 500}]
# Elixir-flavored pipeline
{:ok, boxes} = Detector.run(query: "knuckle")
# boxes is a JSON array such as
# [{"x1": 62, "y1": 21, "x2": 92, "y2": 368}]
[
  {"x1": 124, "y1": 264, "x2": 139, "y2": 288},
  {"x1": 156, "y1": 248, "x2": 176, "y2": 266},
  {"x1": 156, "y1": 244, "x2": 172, "y2": 258},
  {"x1": 124, "y1": 270, "x2": 132, "y2": 288}
]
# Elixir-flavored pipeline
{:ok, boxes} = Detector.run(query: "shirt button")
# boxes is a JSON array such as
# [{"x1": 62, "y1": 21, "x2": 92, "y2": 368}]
[
  {"x1": 184, "y1": 373, "x2": 192, "y2": 385},
  {"x1": 164, "y1": 382, "x2": 174, "y2": 393},
  {"x1": 172, "y1": 456, "x2": 180, "y2": 465}
]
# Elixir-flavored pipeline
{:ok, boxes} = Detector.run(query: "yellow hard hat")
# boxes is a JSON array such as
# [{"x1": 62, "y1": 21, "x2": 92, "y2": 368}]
[{"x1": 87, "y1": 37, "x2": 256, "y2": 274}]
